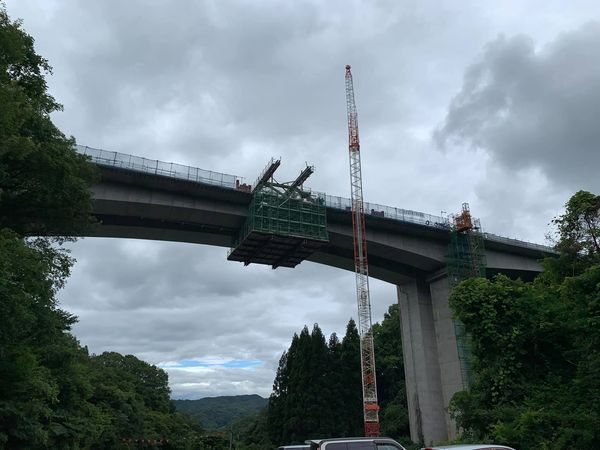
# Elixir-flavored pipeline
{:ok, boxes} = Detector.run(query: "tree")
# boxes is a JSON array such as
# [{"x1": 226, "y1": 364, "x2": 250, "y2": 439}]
[
  {"x1": 0, "y1": 228, "x2": 111, "y2": 448},
  {"x1": 0, "y1": 5, "x2": 96, "y2": 238},
  {"x1": 373, "y1": 304, "x2": 409, "y2": 439},
  {"x1": 546, "y1": 191, "x2": 600, "y2": 281},
  {"x1": 339, "y1": 319, "x2": 364, "y2": 437},
  {"x1": 448, "y1": 191, "x2": 600, "y2": 450},
  {"x1": 233, "y1": 408, "x2": 271, "y2": 450},
  {"x1": 281, "y1": 325, "x2": 323, "y2": 442},
  {"x1": 323, "y1": 332, "x2": 347, "y2": 437},
  {"x1": 0, "y1": 7, "x2": 99, "y2": 446},
  {"x1": 449, "y1": 272, "x2": 600, "y2": 449},
  {"x1": 267, "y1": 321, "x2": 368, "y2": 445},
  {"x1": 552, "y1": 190, "x2": 600, "y2": 258},
  {"x1": 88, "y1": 352, "x2": 200, "y2": 448}
]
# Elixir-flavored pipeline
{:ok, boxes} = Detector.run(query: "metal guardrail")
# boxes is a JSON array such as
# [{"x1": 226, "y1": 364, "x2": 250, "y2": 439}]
[
  {"x1": 482, "y1": 232, "x2": 554, "y2": 253},
  {"x1": 77, "y1": 144, "x2": 242, "y2": 189},
  {"x1": 77, "y1": 145, "x2": 555, "y2": 253},
  {"x1": 323, "y1": 194, "x2": 447, "y2": 228}
]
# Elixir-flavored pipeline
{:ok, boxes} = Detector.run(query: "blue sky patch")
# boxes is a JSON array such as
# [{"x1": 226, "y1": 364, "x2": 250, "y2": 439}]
[{"x1": 161, "y1": 359, "x2": 263, "y2": 369}]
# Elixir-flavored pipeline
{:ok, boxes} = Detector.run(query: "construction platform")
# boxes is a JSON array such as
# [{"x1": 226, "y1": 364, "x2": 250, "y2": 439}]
[
  {"x1": 228, "y1": 172, "x2": 329, "y2": 269},
  {"x1": 227, "y1": 232, "x2": 327, "y2": 268}
]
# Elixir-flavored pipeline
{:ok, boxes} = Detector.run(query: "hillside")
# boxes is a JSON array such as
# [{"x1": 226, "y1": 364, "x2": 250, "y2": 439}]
[{"x1": 173, "y1": 395, "x2": 268, "y2": 430}]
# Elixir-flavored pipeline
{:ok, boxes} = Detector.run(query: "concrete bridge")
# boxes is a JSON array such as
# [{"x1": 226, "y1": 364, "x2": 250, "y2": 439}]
[{"x1": 79, "y1": 145, "x2": 554, "y2": 445}]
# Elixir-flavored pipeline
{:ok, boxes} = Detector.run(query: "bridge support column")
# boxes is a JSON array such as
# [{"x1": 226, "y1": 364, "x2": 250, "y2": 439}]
[
  {"x1": 397, "y1": 279, "x2": 447, "y2": 445},
  {"x1": 429, "y1": 273, "x2": 462, "y2": 440}
]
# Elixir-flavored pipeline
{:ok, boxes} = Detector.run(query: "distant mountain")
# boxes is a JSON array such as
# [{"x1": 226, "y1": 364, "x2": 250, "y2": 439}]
[{"x1": 173, "y1": 394, "x2": 268, "y2": 430}]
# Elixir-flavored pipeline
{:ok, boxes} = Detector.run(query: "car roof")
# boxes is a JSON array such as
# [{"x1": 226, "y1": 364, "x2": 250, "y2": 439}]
[
  {"x1": 307, "y1": 437, "x2": 400, "y2": 443},
  {"x1": 421, "y1": 445, "x2": 515, "y2": 450}
]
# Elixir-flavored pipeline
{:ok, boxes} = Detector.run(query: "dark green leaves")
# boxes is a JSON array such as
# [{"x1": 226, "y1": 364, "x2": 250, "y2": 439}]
[
  {"x1": 0, "y1": 6, "x2": 97, "y2": 239},
  {"x1": 265, "y1": 315, "x2": 410, "y2": 447},
  {"x1": 552, "y1": 190, "x2": 600, "y2": 260},
  {"x1": 449, "y1": 191, "x2": 600, "y2": 450}
]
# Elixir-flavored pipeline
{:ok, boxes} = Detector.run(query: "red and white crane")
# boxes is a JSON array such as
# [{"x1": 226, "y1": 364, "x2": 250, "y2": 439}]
[{"x1": 344, "y1": 64, "x2": 380, "y2": 437}]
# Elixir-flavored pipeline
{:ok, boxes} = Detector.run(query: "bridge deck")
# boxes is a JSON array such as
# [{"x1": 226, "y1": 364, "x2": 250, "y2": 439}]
[{"x1": 76, "y1": 144, "x2": 555, "y2": 256}]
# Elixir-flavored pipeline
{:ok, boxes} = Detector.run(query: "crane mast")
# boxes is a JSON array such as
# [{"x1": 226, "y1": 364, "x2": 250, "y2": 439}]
[{"x1": 344, "y1": 65, "x2": 380, "y2": 437}]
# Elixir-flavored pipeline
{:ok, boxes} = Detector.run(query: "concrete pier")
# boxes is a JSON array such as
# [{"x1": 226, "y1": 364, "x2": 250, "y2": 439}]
[{"x1": 398, "y1": 273, "x2": 464, "y2": 444}]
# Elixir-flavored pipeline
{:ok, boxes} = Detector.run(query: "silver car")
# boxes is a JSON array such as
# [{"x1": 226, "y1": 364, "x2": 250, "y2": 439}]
[
  {"x1": 306, "y1": 437, "x2": 406, "y2": 449},
  {"x1": 421, "y1": 445, "x2": 515, "y2": 450}
]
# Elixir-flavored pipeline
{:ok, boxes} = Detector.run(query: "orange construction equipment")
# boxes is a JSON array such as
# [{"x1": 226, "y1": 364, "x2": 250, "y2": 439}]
[{"x1": 454, "y1": 203, "x2": 474, "y2": 232}]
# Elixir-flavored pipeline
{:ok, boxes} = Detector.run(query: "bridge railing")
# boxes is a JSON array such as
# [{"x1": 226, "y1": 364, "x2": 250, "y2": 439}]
[
  {"x1": 324, "y1": 194, "x2": 448, "y2": 228},
  {"x1": 77, "y1": 145, "x2": 554, "y2": 253},
  {"x1": 481, "y1": 233, "x2": 553, "y2": 253},
  {"x1": 77, "y1": 144, "x2": 243, "y2": 189}
]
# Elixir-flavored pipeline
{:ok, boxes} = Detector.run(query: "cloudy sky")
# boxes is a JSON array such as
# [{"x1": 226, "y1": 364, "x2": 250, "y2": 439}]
[{"x1": 6, "y1": 0, "x2": 600, "y2": 399}]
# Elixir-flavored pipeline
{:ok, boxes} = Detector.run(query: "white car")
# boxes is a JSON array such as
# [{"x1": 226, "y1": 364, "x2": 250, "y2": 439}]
[
  {"x1": 421, "y1": 445, "x2": 515, "y2": 450},
  {"x1": 306, "y1": 437, "x2": 406, "y2": 449}
]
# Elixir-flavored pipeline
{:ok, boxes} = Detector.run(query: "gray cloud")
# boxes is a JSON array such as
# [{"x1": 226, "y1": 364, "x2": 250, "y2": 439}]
[
  {"x1": 62, "y1": 238, "x2": 396, "y2": 398},
  {"x1": 7, "y1": 0, "x2": 600, "y2": 399},
  {"x1": 435, "y1": 23, "x2": 600, "y2": 192}
]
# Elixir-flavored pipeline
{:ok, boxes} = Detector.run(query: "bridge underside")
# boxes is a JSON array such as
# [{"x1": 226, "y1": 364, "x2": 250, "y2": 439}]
[
  {"x1": 91, "y1": 166, "x2": 549, "y2": 279},
  {"x1": 227, "y1": 232, "x2": 327, "y2": 268}
]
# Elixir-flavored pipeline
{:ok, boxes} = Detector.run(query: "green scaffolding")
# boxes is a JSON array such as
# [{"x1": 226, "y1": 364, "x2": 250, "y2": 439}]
[
  {"x1": 447, "y1": 227, "x2": 486, "y2": 388},
  {"x1": 228, "y1": 182, "x2": 329, "y2": 268},
  {"x1": 238, "y1": 183, "x2": 328, "y2": 242}
]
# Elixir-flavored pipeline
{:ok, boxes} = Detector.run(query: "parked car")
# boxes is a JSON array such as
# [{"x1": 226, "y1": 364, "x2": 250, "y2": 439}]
[
  {"x1": 278, "y1": 446, "x2": 310, "y2": 450},
  {"x1": 421, "y1": 445, "x2": 515, "y2": 450},
  {"x1": 306, "y1": 437, "x2": 406, "y2": 449}
]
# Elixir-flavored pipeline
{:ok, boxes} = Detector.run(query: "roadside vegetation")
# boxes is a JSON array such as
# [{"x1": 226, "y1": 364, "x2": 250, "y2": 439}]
[{"x1": 449, "y1": 191, "x2": 600, "y2": 449}]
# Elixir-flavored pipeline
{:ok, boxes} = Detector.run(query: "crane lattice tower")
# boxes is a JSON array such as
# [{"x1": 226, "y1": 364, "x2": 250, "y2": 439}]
[{"x1": 345, "y1": 64, "x2": 380, "y2": 438}]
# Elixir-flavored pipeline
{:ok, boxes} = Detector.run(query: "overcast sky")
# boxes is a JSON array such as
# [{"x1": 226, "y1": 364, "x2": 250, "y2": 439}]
[{"x1": 6, "y1": 0, "x2": 600, "y2": 399}]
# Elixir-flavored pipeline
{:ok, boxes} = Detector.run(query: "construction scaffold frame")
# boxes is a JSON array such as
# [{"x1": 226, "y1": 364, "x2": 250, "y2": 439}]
[
  {"x1": 446, "y1": 203, "x2": 486, "y2": 388},
  {"x1": 227, "y1": 161, "x2": 329, "y2": 269}
]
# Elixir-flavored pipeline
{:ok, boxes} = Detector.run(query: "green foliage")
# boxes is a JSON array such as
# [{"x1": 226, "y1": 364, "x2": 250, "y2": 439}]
[
  {"x1": 338, "y1": 319, "x2": 364, "y2": 437},
  {"x1": 86, "y1": 352, "x2": 200, "y2": 448},
  {"x1": 0, "y1": 232, "x2": 202, "y2": 448},
  {"x1": 173, "y1": 395, "x2": 267, "y2": 430},
  {"x1": 373, "y1": 304, "x2": 409, "y2": 439},
  {"x1": 266, "y1": 316, "x2": 411, "y2": 447},
  {"x1": 232, "y1": 408, "x2": 271, "y2": 450},
  {"x1": 0, "y1": 5, "x2": 97, "y2": 239},
  {"x1": 552, "y1": 190, "x2": 600, "y2": 259},
  {"x1": 268, "y1": 324, "x2": 337, "y2": 443},
  {"x1": 449, "y1": 192, "x2": 600, "y2": 450},
  {"x1": 0, "y1": 229, "x2": 80, "y2": 447}
]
